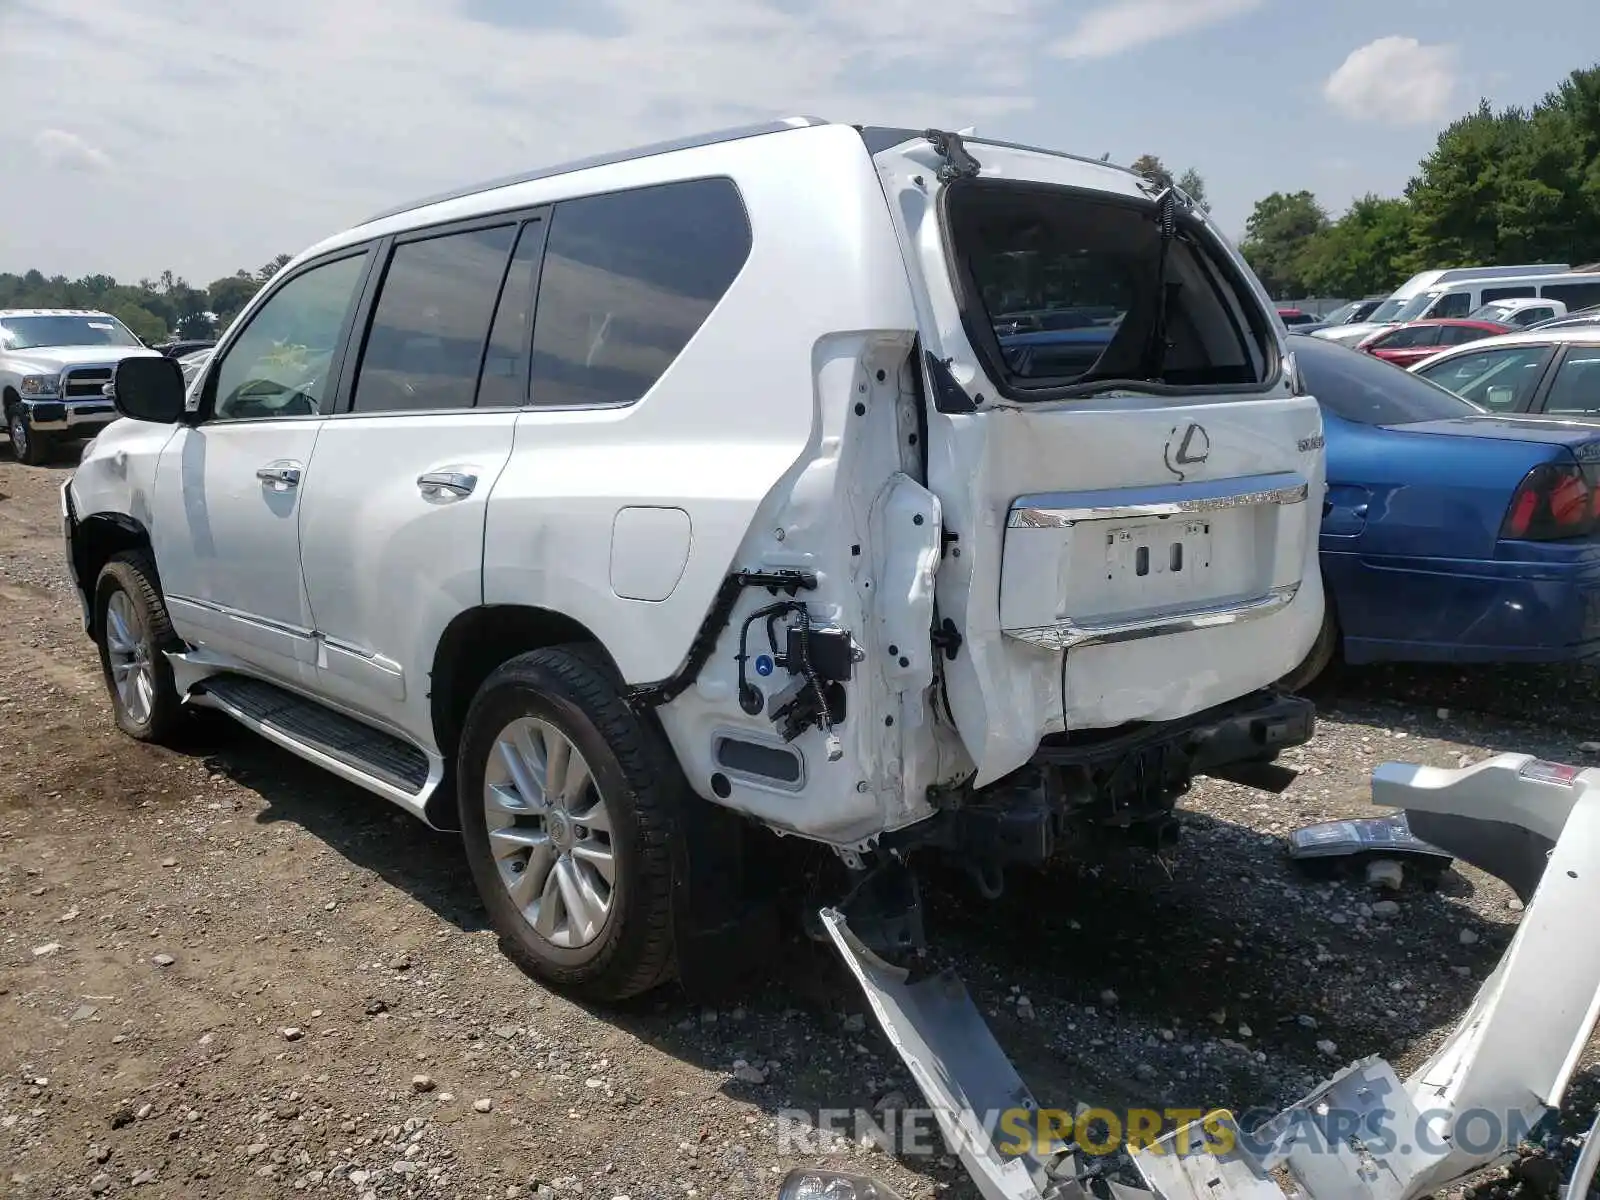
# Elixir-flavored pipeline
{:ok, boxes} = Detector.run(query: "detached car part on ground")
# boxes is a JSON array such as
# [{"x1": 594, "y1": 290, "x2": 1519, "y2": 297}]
[
  {"x1": 66, "y1": 121, "x2": 1324, "y2": 1001},
  {"x1": 809, "y1": 752, "x2": 1600, "y2": 1200}
]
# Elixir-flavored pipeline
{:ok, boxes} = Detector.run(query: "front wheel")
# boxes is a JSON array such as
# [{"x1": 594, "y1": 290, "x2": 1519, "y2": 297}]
[
  {"x1": 457, "y1": 646, "x2": 678, "y2": 1001},
  {"x1": 7, "y1": 406, "x2": 52, "y2": 466},
  {"x1": 94, "y1": 553, "x2": 184, "y2": 742}
]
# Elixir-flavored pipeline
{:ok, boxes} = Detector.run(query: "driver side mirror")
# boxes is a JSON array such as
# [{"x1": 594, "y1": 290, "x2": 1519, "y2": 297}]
[{"x1": 111, "y1": 357, "x2": 187, "y2": 424}]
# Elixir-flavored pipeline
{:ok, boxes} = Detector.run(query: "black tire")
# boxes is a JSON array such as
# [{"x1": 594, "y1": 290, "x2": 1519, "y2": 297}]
[
  {"x1": 93, "y1": 552, "x2": 184, "y2": 742},
  {"x1": 7, "y1": 405, "x2": 52, "y2": 466},
  {"x1": 457, "y1": 645, "x2": 677, "y2": 1001},
  {"x1": 1279, "y1": 596, "x2": 1339, "y2": 693}
]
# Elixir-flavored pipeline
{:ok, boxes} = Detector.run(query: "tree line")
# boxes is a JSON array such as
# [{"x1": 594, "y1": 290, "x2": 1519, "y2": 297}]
[
  {"x1": 0, "y1": 254, "x2": 291, "y2": 345},
  {"x1": 1238, "y1": 64, "x2": 1600, "y2": 300},
  {"x1": 4, "y1": 63, "x2": 1598, "y2": 333}
]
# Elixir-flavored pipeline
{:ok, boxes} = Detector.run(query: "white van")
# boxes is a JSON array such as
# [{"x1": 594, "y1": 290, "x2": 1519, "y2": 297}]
[
  {"x1": 67, "y1": 120, "x2": 1324, "y2": 997},
  {"x1": 1317, "y1": 264, "x2": 1575, "y2": 345},
  {"x1": 1388, "y1": 271, "x2": 1600, "y2": 325}
]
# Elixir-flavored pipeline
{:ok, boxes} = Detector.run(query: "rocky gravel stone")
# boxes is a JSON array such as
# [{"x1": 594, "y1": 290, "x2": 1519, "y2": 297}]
[{"x1": 2, "y1": 458, "x2": 1598, "y2": 1200}]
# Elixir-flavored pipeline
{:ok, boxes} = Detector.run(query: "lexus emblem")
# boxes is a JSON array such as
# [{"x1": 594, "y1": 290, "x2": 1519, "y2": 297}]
[{"x1": 1164, "y1": 422, "x2": 1210, "y2": 480}]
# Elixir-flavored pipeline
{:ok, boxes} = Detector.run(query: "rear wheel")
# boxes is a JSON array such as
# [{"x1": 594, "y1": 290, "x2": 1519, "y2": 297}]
[
  {"x1": 457, "y1": 646, "x2": 677, "y2": 1001},
  {"x1": 7, "y1": 405, "x2": 52, "y2": 466},
  {"x1": 94, "y1": 553, "x2": 184, "y2": 742}
]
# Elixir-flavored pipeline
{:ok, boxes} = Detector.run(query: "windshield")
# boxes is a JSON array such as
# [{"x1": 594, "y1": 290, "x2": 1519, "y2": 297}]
[
  {"x1": 1389, "y1": 292, "x2": 1440, "y2": 323},
  {"x1": 1468, "y1": 303, "x2": 1516, "y2": 322},
  {"x1": 1366, "y1": 297, "x2": 1409, "y2": 323},
  {"x1": 0, "y1": 314, "x2": 143, "y2": 350},
  {"x1": 1322, "y1": 301, "x2": 1359, "y2": 326},
  {"x1": 1292, "y1": 333, "x2": 1483, "y2": 425}
]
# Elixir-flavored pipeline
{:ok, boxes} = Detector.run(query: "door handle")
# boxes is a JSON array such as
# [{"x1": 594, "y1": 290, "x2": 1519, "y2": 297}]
[
  {"x1": 417, "y1": 470, "x2": 478, "y2": 498},
  {"x1": 256, "y1": 462, "x2": 302, "y2": 490}
]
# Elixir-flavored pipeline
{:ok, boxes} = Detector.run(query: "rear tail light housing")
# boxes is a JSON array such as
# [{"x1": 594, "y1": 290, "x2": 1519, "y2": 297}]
[{"x1": 1502, "y1": 457, "x2": 1600, "y2": 540}]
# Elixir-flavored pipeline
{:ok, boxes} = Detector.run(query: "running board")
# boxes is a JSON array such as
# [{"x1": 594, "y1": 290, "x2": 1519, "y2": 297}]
[
  {"x1": 188, "y1": 674, "x2": 439, "y2": 816},
  {"x1": 821, "y1": 753, "x2": 1600, "y2": 1200}
]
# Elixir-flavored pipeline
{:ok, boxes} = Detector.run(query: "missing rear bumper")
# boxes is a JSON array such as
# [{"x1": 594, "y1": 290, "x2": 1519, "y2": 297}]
[{"x1": 821, "y1": 752, "x2": 1600, "y2": 1200}]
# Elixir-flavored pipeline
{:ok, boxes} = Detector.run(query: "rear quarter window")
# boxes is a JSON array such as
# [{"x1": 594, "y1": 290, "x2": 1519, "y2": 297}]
[
  {"x1": 945, "y1": 182, "x2": 1269, "y2": 396},
  {"x1": 1293, "y1": 335, "x2": 1482, "y2": 425},
  {"x1": 528, "y1": 177, "x2": 752, "y2": 408}
]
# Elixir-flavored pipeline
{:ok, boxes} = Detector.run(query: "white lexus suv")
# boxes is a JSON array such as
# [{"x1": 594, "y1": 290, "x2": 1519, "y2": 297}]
[{"x1": 65, "y1": 120, "x2": 1325, "y2": 999}]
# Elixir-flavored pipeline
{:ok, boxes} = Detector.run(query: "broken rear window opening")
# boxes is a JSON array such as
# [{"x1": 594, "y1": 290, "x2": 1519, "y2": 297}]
[{"x1": 944, "y1": 181, "x2": 1273, "y2": 399}]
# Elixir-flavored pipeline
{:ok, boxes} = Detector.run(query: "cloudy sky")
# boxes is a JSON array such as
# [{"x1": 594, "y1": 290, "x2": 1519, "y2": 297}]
[{"x1": 1, "y1": 0, "x2": 1594, "y2": 285}]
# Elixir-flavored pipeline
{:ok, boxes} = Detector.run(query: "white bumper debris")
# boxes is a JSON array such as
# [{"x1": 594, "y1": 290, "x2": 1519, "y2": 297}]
[{"x1": 822, "y1": 753, "x2": 1600, "y2": 1200}]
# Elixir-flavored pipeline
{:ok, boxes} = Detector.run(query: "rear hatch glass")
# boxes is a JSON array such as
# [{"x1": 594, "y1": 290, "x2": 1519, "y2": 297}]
[{"x1": 946, "y1": 183, "x2": 1269, "y2": 397}]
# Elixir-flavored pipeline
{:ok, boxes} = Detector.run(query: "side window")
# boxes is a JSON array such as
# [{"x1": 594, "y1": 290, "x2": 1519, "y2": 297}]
[
  {"x1": 350, "y1": 224, "x2": 517, "y2": 414},
  {"x1": 1417, "y1": 345, "x2": 1554, "y2": 412},
  {"x1": 1482, "y1": 285, "x2": 1536, "y2": 303},
  {"x1": 529, "y1": 178, "x2": 752, "y2": 407},
  {"x1": 1519, "y1": 307, "x2": 1555, "y2": 326},
  {"x1": 1544, "y1": 282, "x2": 1600, "y2": 309},
  {"x1": 476, "y1": 220, "x2": 545, "y2": 408},
  {"x1": 1378, "y1": 326, "x2": 1438, "y2": 349},
  {"x1": 1430, "y1": 291, "x2": 1472, "y2": 318},
  {"x1": 1437, "y1": 324, "x2": 1490, "y2": 346},
  {"x1": 1542, "y1": 351, "x2": 1600, "y2": 416},
  {"x1": 211, "y1": 254, "x2": 368, "y2": 421}
]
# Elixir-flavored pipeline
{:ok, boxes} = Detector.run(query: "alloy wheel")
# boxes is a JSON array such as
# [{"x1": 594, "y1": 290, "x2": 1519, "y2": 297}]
[
  {"x1": 482, "y1": 716, "x2": 616, "y2": 949},
  {"x1": 104, "y1": 590, "x2": 156, "y2": 726}
]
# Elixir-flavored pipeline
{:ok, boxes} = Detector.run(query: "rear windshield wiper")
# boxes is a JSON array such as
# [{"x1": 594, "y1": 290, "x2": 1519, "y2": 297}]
[{"x1": 1140, "y1": 187, "x2": 1180, "y2": 383}]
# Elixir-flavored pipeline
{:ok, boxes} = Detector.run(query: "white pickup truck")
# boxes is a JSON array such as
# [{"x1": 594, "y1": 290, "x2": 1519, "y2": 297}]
[{"x1": 1, "y1": 309, "x2": 161, "y2": 464}]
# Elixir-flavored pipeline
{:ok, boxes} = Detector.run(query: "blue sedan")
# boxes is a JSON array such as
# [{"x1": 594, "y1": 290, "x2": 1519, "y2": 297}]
[{"x1": 1285, "y1": 333, "x2": 1600, "y2": 687}]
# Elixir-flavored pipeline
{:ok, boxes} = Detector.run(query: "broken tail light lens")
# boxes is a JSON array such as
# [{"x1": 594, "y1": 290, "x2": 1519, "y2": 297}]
[
  {"x1": 1501, "y1": 461, "x2": 1596, "y2": 541},
  {"x1": 778, "y1": 1169, "x2": 905, "y2": 1200}
]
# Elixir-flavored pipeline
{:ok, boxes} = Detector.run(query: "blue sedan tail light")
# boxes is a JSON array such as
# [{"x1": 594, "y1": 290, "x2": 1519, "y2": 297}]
[{"x1": 1502, "y1": 460, "x2": 1600, "y2": 540}]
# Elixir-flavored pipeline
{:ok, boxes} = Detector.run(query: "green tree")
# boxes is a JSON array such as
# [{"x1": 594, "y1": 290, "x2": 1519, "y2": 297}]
[
  {"x1": 1405, "y1": 101, "x2": 1528, "y2": 265},
  {"x1": 109, "y1": 304, "x2": 168, "y2": 345},
  {"x1": 1406, "y1": 65, "x2": 1600, "y2": 267},
  {"x1": 1176, "y1": 167, "x2": 1209, "y2": 211},
  {"x1": 1240, "y1": 191, "x2": 1329, "y2": 298},
  {"x1": 1130, "y1": 153, "x2": 1174, "y2": 190},
  {"x1": 257, "y1": 253, "x2": 292, "y2": 282},
  {"x1": 207, "y1": 270, "x2": 262, "y2": 330},
  {"x1": 1297, "y1": 195, "x2": 1415, "y2": 298}
]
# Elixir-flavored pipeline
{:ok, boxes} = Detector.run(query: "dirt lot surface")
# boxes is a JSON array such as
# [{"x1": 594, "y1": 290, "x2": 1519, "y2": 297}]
[{"x1": 3, "y1": 448, "x2": 1599, "y2": 1200}]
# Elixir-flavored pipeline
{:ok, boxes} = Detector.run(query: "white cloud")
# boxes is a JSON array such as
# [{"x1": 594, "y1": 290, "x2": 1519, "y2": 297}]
[
  {"x1": 33, "y1": 128, "x2": 112, "y2": 173},
  {"x1": 0, "y1": 0, "x2": 1052, "y2": 280},
  {"x1": 1323, "y1": 36, "x2": 1458, "y2": 125},
  {"x1": 1052, "y1": 0, "x2": 1265, "y2": 60}
]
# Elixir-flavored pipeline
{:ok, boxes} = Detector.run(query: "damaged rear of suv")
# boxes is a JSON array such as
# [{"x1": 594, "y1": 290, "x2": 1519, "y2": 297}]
[
  {"x1": 827, "y1": 128, "x2": 1323, "y2": 930},
  {"x1": 68, "y1": 119, "x2": 1322, "y2": 999}
]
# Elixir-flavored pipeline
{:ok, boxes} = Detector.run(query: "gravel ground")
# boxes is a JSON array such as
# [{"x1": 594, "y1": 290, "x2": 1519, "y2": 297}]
[{"x1": 3, "y1": 444, "x2": 1598, "y2": 1200}]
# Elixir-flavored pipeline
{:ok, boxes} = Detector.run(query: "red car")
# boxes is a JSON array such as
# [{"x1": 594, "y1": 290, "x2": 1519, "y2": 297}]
[
  {"x1": 1356, "y1": 319, "x2": 1513, "y2": 367},
  {"x1": 1278, "y1": 307, "x2": 1317, "y2": 326}
]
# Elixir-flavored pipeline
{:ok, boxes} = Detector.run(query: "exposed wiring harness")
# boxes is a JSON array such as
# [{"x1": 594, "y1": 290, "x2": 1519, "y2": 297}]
[
  {"x1": 734, "y1": 600, "x2": 841, "y2": 757},
  {"x1": 736, "y1": 600, "x2": 803, "y2": 714}
]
